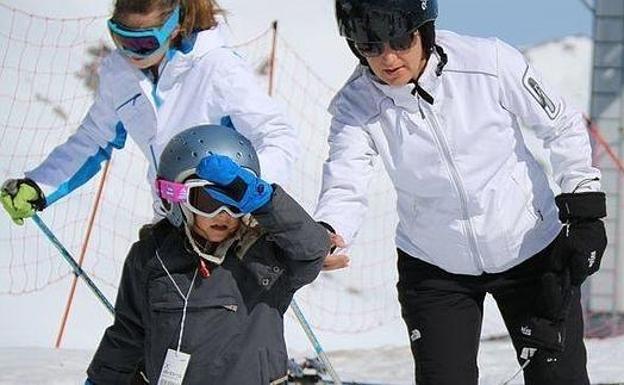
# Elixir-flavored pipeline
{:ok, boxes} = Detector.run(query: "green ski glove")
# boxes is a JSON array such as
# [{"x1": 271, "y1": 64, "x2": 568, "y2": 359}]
[{"x1": 1, "y1": 178, "x2": 46, "y2": 225}]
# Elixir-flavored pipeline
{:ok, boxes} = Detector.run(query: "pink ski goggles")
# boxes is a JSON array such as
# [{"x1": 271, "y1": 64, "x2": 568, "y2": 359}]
[{"x1": 156, "y1": 178, "x2": 244, "y2": 218}]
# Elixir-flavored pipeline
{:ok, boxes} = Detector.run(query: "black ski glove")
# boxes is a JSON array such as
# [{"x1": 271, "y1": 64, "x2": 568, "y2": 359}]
[
  {"x1": 517, "y1": 271, "x2": 574, "y2": 360},
  {"x1": 551, "y1": 191, "x2": 607, "y2": 286}
]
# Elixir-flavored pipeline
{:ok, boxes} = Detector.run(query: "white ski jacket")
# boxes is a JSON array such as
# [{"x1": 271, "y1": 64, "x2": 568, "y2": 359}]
[
  {"x1": 26, "y1": 25, "x2": 298, "y2": 209},
  {"x1": 315, "y1": 30, "x2": 601, "y2": 275}
]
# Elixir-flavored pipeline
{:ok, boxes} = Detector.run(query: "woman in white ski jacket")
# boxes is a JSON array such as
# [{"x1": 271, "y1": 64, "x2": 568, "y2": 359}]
[
  {"x1": 0, "y1": 0, "x2": 298, "y2": 224},
  {"x1": 316, "y1": 1, "x2": 607, "y2": 384}
]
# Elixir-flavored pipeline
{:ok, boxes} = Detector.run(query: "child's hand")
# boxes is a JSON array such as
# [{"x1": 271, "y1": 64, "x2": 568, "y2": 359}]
[
  {"x1": 196, "y1": 154, "x2": 273, "y2": 214},
  {"x1": 323, "y1": 253, "x2": 350, "y2": 271},
  {"x1": 322, "y1": 232, "x2": 350, "y2": 271}
]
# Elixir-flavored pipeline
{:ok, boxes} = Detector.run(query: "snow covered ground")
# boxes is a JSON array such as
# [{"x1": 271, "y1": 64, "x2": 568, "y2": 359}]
[{"x1": 2, "y1": 335, "x2": 623, "y2": 385}]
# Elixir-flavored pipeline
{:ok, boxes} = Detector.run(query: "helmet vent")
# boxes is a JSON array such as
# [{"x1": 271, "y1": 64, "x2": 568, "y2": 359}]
[
  {"x1": 236, "y1": 151, "x2": 242, "y2": 159},
  {"x1": 191, "y1": 152, "x2": 197, "y2": 157}
]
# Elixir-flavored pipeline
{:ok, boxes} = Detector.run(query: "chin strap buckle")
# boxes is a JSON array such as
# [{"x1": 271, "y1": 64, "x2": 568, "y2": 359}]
[{"x1": 198, "y1": 258, "x2": 211, "y2": 278}]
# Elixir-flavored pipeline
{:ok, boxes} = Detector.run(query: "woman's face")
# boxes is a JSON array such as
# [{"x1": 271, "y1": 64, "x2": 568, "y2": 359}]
[
  {"x1": 192, "y1": 211, "x2": 241, "y2": 243},
  {"x1": 113, "y1": 8, "x2": 178, "y2": 69},
  {"x1": 365, "y1": 32, "x2": 428, "y2": 87}
]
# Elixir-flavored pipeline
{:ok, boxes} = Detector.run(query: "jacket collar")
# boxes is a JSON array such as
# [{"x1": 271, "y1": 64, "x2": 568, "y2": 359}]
[
  {"x1": 115, "y1": 21, "x2": 229, "y2": 86},
  {"x1": 159, "y1": 22, "x2": 229, "y2": 84},
  {"x1": 368, "y1": 45, "x2": 447, "y2": 112}
]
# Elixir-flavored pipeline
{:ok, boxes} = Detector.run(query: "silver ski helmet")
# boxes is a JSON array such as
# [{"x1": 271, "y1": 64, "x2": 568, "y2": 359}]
[{"x1": 157, "y1": 124, "x2": 260, "y2": 229}]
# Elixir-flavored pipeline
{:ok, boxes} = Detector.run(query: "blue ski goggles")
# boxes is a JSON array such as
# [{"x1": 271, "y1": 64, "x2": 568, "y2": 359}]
[{"x1": 107, "y1": 5, "x2": 180, "y2": 58}]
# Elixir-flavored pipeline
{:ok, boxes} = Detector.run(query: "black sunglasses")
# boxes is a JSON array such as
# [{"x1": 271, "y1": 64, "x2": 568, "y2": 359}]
[{"x1": 354, "y1": 31, "x2": 418, "y2": 58}]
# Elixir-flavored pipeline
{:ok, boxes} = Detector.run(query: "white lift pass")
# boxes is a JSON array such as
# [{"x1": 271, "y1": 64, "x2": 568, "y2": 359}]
[{"x1": 157, "y1": 349, "x2": 191, "y2": 385}]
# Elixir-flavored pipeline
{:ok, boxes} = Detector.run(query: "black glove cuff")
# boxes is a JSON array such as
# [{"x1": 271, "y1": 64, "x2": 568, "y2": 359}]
[
  {"x1": 21, "y1": 178, "x2": 46, "y2": 211},
  {"x1": 318, "y1": 221, "x2": 337, "y2": 253},
  {"x1": 555, "y1": 192, "x2": 606, "y2": 222},
  {"x1": 318, "y1": 221, "x2": 336, "y2": 234}
]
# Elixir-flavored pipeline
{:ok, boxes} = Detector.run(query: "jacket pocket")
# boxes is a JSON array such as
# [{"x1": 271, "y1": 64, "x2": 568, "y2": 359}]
[
  {"x1": 242, "y1": 243, "x2": 286, "y2": 291},
  {"x1": 148, "y1": 294, "x2": 242, "y2": 379},
  {"x1": 115, "y1": 94, "x2": 155, "y2": 142},
  {"x1": 510, "y1": 173, "x2": 543, "y2": 223},
  {"x1": 500, "y1": 167, "x2": 545, "y2": 252}
]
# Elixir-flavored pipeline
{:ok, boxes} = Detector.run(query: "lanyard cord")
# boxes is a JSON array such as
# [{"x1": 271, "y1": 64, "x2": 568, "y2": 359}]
[{"x1": 155, "y1": 249, "x2": 198, "y2": 352}]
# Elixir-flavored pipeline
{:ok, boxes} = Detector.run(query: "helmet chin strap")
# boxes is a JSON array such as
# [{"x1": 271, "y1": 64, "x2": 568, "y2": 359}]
[
  {"x1": 180, "y1": 204, "x2": 232, "y2": 265},
  {"x1": 183, "y1": 224, "x2": 235, "y2": 265}
]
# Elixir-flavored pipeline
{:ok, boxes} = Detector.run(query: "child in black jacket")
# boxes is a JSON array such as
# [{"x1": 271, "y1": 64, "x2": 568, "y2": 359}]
[{"x1": 86, "y1": 124, "x2": 330, "y2": 385}]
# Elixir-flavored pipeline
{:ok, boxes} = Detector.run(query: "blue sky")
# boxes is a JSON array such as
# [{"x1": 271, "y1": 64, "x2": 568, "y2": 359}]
[{"x1": 438, "y1": 0, "x2": 593, "y2": 47}]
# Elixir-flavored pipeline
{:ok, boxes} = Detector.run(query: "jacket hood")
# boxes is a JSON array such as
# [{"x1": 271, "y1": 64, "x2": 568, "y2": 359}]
[{"x1": 175, "y1": 20, "x2": 230, "y2": 61}]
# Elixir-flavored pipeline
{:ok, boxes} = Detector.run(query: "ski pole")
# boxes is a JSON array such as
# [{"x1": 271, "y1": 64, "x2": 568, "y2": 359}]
[
  {"x1": 31, "y1": 213, "x2": 115, "y2": 315},
  {"x1": 499, "y1": 356, "x2": 531, "y2": 385},
  {"x1": 290, "y1": 298, "x2": 342, "y2": 385}
]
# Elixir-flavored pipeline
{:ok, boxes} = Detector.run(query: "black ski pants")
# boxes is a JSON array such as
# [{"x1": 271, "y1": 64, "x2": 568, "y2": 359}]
[{"x1": 396, "y1": 246, "x2": 589, "y2": 385}]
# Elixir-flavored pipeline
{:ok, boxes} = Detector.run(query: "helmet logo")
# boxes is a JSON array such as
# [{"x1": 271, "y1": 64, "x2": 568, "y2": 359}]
[{"x1": 421, "y1": 0, "x2": 428, "y2": 10}]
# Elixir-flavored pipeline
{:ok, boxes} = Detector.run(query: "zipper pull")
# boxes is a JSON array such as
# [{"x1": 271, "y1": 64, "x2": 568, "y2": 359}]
[
  {"x1": 564, "y1": 221, "x2": 571, "y2": 237},
  {"x1": 417, "y1": 95, "x2": 425, "y2": 120},
  {"x1": 410, "y1": 81, "x2": 426, "y2": 120}
]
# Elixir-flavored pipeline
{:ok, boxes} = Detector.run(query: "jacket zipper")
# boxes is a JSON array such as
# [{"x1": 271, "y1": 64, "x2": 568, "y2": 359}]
[{"x1": 417, "y1": 99, "x2": 484, "y2": 270}]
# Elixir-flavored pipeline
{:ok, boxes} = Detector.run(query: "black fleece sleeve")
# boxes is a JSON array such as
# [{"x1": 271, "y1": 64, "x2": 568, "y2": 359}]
[
  {"x1": 253, "y1": 185, "x2": 330, "y2": 290},
  {"x1": 87, "y1": 243, "x2": 147, "y2": 385}
]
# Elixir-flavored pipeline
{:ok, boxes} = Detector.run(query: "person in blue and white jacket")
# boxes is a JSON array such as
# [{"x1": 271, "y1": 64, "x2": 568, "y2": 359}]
[
  {"x1": 0, "y1": 0, "x2": 298, "y2": 225},
  {"x1": 317, "y1": 1, "x2": 607, "y2": 384}
]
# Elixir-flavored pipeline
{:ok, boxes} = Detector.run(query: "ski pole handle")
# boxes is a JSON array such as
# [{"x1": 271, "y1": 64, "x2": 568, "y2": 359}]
[
  {"x1": 290, "y1": 298, "x2": 342, "y2": 385},
  {"x1": 31, "y1": 214, "x2": 115, "y2": 315}
]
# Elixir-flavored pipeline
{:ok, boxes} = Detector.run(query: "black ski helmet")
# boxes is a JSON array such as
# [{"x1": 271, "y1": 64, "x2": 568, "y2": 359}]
[{"x1": 336, "y1": 0, "x2": 438, "y2": 61}]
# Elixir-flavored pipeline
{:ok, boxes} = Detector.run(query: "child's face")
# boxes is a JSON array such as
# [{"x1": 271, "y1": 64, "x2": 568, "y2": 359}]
[{"x1": 192, "y1": 211, "x2": 241, "y2": 243}]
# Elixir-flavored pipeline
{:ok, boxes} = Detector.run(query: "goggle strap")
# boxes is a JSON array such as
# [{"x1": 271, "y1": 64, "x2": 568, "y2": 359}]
[
  {"x1": 156, "y1": 179, "x2": 188, "y2": 203},
  {"x1": 162, "y1": 6, "x2": 181, "y2": 36}
]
